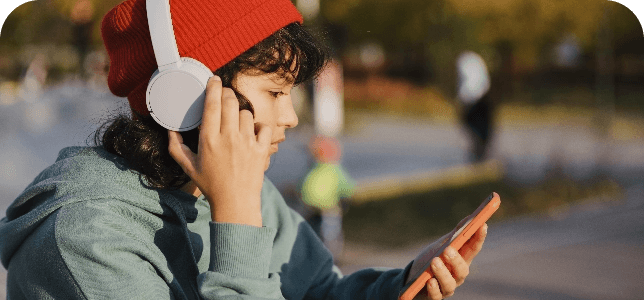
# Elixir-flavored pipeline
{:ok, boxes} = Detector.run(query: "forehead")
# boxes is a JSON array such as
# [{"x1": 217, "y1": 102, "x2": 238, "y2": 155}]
[
  {"x1": 240, "y1": 68, "x2": 295, "y2": 84},
  {"x1": 235, "y1": 69, "x2": 294, "y2": 87}
]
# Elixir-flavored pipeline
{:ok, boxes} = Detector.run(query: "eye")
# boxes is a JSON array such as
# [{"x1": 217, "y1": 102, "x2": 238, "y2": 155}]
[{"x1": 269, "y1": 91, "x2": 284, "y2": 98}]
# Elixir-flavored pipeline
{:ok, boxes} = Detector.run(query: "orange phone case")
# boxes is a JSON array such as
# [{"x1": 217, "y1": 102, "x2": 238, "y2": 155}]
[{"x1": 398, "y1": 192, "x2": 501, "y2": 300}]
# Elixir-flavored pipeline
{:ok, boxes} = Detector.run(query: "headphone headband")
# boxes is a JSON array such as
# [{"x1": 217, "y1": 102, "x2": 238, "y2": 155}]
[{"x1": 146, "y1": 0, "x2": 182, "y2": 71}]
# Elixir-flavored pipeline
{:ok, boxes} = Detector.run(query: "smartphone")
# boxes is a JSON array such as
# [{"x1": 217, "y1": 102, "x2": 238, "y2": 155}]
[{"x1": 398, "y1": 192, "x2": 501, "y2": 300}]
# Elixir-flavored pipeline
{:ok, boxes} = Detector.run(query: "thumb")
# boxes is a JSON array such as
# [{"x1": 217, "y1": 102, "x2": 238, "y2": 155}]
[{"x1": 168, "y1": 130, "x2": 197, "y2": 176}]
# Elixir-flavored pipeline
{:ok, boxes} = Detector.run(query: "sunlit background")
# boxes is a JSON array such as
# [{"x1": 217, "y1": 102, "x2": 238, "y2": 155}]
[{"x1": 1, "y1": 0, "x2": 644, "y2": 299}]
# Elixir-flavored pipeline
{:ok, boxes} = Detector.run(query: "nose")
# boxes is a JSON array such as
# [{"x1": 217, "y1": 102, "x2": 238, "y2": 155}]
[{"x1": 278, "y1": 96, "x2": 299, "y2": 129}]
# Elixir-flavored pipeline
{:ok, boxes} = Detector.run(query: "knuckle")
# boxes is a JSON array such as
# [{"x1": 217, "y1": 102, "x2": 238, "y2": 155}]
[
  {"x1": 455, "y1": 272, "x2": 468, "y2": 285},
  {"x1": 239, "y1": 109, "x2": 253, "y2": 120},
  {"x1": 222, "y1": 87, "x2": 236, "y2": 98},
  {"x1": 223, "y1": 94, "x2": 238, "y2": 106},
  {"x1": 461, "y1": 265, "x2": 470, "y2": 279},
  {"x1": 474, "y1": 242, "x2": 483, "y2": 252},
  {"x1": 432, "y1": 292, "x2": 443, "y2": 300},
  {"x1": 202, "y1": 138, "x2": 217, "y2": 151},
  {"x1": 222, "y1": 131, "x2": 236, "y2": 142},
  {"x1": 442, "y1": 279, "x2": 456, "y2": 296},
  {"x1": 427, "y1": 279, "x2": 440, "y2": 296}
]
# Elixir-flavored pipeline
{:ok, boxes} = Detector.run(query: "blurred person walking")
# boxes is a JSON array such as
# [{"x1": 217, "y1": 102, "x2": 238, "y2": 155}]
[
  {"x1": 456, "y1": 51, "x2": 494, "y2": 163},
  {"x1": 300, "y1": 134, "x2": 355, "y2": 256}
]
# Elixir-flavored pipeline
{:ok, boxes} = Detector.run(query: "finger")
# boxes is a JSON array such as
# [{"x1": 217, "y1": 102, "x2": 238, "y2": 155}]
[
  {"x1": 442, "y1": 246, "x2": 469, "y2": 286},
  {"x1": 168, "y1": 131, "x2": 196, "y2": 176},
  {"x1": 426, "y1": 278, "x2": 443, "y2": 300},
  {"x1": 220, "y1": 87, "x2": 240, "y2": 133},
  {"x1": 239, "y1": 110, "x2": 254, "y2": 137},
  {"x1": 431, "y1": 257, "x2": 456, "y2": 298},
  {"x1": 459, "y1": 223, "x2": 488, "y2": 264},
  {"x1": 201, "y1": 76, "x2": 223, "y2": 134},
  {"x1": 255, "y1": 122, "x2": 272, "y2": 146}
]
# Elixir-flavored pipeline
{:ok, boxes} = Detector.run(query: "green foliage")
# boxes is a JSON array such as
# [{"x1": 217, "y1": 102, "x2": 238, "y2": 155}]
[
  {"x1": 320, "y1": 0, "x2": 644, "y2": 103},
  {"x1": 2, "y1": 1, "x2": 69, "y2": 46},
  {"x1": 0, "y1": 0, "x2": 124, "y2": 81}
]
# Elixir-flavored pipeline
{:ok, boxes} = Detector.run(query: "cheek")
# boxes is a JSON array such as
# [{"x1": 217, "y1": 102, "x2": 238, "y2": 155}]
[{"x1": 251, "y1": 101, "x2": 278, "y2": 126}]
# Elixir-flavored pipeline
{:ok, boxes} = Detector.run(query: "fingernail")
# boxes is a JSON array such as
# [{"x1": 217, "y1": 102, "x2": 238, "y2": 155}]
[
  {"x1": 211, "y1": 75, "x2": 221, "y2": 81},
  {"x1": 483, "y1": 224, "x2": 488, "y2": 234},
  {"x1": 432, "y1": 258, "x2": 443, "y2": 269},
  {"x1": 430, "y1": 278, "x2": 438, "y2": 288},
  {"x1": 446, "y1": 247, "x2": 457, "y2": 259}
]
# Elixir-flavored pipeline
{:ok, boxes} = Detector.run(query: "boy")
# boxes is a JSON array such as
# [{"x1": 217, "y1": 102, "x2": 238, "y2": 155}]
[{"x1": 0, "y1": 0, "x2": 487, "y2": 299}]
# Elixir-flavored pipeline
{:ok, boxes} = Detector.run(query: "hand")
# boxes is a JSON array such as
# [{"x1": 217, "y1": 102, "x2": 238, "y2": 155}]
[
  {"x1": 168, "y1": 76, "x2": 272, "y2": 227},
  {"x1": 407, "y1": 220, "x2": 488, "y2": 299}
]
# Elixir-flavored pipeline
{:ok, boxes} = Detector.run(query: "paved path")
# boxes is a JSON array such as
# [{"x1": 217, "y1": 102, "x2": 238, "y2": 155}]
[{"x1": 336, "y1": 184, "x2": 644, "y2": 300}]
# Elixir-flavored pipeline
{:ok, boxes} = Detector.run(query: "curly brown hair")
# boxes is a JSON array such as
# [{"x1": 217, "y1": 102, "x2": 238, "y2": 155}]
[{"x1": 95, "y1": 23, "x2": 329, "y2": 189}]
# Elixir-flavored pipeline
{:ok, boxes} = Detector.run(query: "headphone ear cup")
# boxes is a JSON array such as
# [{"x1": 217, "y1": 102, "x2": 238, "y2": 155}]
[
  {"x1": 181, "y1": 57, "x2": 213, "y2": 79},
  {"x1": 146, "y1": 58, "x2": 214, "y2": 131}
]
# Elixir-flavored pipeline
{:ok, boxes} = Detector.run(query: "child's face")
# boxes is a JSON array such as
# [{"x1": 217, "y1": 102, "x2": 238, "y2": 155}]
[{"x1": 232, "y1": 71, "x2": 298, "y2": 169}]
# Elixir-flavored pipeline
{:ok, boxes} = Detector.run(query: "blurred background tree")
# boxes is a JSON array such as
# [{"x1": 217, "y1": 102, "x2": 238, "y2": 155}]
[
  {"x1": 1, "y1": 0, "x2": 643, "y2": 112},
  {"x1": 0, "y1": 0, "x2": 122, "y2": 81},
  {"x1": 317, "y1": 0, "x2": 644, "y2": 112}
]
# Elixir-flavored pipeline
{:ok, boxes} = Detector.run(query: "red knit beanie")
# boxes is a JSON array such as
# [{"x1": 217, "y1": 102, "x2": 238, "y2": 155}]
[{"x1": 101, "y1": 0, "x2": 303, "y2": 116}]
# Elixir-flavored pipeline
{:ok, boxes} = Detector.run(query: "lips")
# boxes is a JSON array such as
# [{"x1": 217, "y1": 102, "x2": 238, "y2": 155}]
[{"x1": 270, "y1": 138, "x2": 284, "y2": 152}]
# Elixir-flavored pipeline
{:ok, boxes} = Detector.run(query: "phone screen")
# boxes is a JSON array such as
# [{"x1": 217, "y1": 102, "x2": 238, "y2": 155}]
[{"x1": 399, "y1": 193, "x2": 499, "y2": 300}]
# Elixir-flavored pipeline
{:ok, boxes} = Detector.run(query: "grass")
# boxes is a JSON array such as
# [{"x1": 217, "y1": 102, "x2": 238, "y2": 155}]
[{"x1": 342, "y1": 172, "x2": 623, "y2": 249}]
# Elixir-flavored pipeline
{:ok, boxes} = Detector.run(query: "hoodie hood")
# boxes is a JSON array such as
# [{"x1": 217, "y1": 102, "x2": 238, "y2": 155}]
[{"x1": 0, "y1": 146, "x2": 198, "y2": 269}]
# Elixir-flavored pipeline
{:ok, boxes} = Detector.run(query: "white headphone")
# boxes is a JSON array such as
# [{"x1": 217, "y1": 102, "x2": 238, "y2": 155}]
[{"x1": 145, "y1": 0, "x2": 213, "y2": 131}]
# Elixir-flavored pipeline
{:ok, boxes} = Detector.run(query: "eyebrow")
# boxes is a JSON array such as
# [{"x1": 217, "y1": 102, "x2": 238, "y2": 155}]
[{"x1": 268, "y1": 72, "x2": 295, "y2": 85}]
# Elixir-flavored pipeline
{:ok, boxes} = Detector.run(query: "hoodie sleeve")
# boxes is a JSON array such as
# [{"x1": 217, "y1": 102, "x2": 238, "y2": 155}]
[
  {"x1": 281, "y1": 208, "x2": 412, "y2": 300},
  {"x1": 196, "y1": 222, "x2": 286, "y2": 299},
  {"x1": 258, "y1": 178, "x2": 411, "y2": 300}
]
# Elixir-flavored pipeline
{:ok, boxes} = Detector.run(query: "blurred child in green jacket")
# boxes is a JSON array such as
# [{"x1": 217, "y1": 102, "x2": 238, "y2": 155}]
[{"x1": 301, "y1": 135, "x2": 355, "y2": 256}]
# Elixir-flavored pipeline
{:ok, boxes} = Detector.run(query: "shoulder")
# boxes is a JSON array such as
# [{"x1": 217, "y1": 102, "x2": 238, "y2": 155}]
[
  {"x1": 52, "y1": 199, "x2": 174, "y2": 296},
  {"x1": 5, "y1": 198, "x2": 167, "y2": 299},
  {"x1": 54, "y1": 199, "x2": 163, "y2": 256}
]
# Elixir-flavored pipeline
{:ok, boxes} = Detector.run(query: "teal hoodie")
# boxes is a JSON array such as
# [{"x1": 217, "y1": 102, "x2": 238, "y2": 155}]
[{"x1": 0, "y1": 146, "x2": 410, "y2": 299}]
